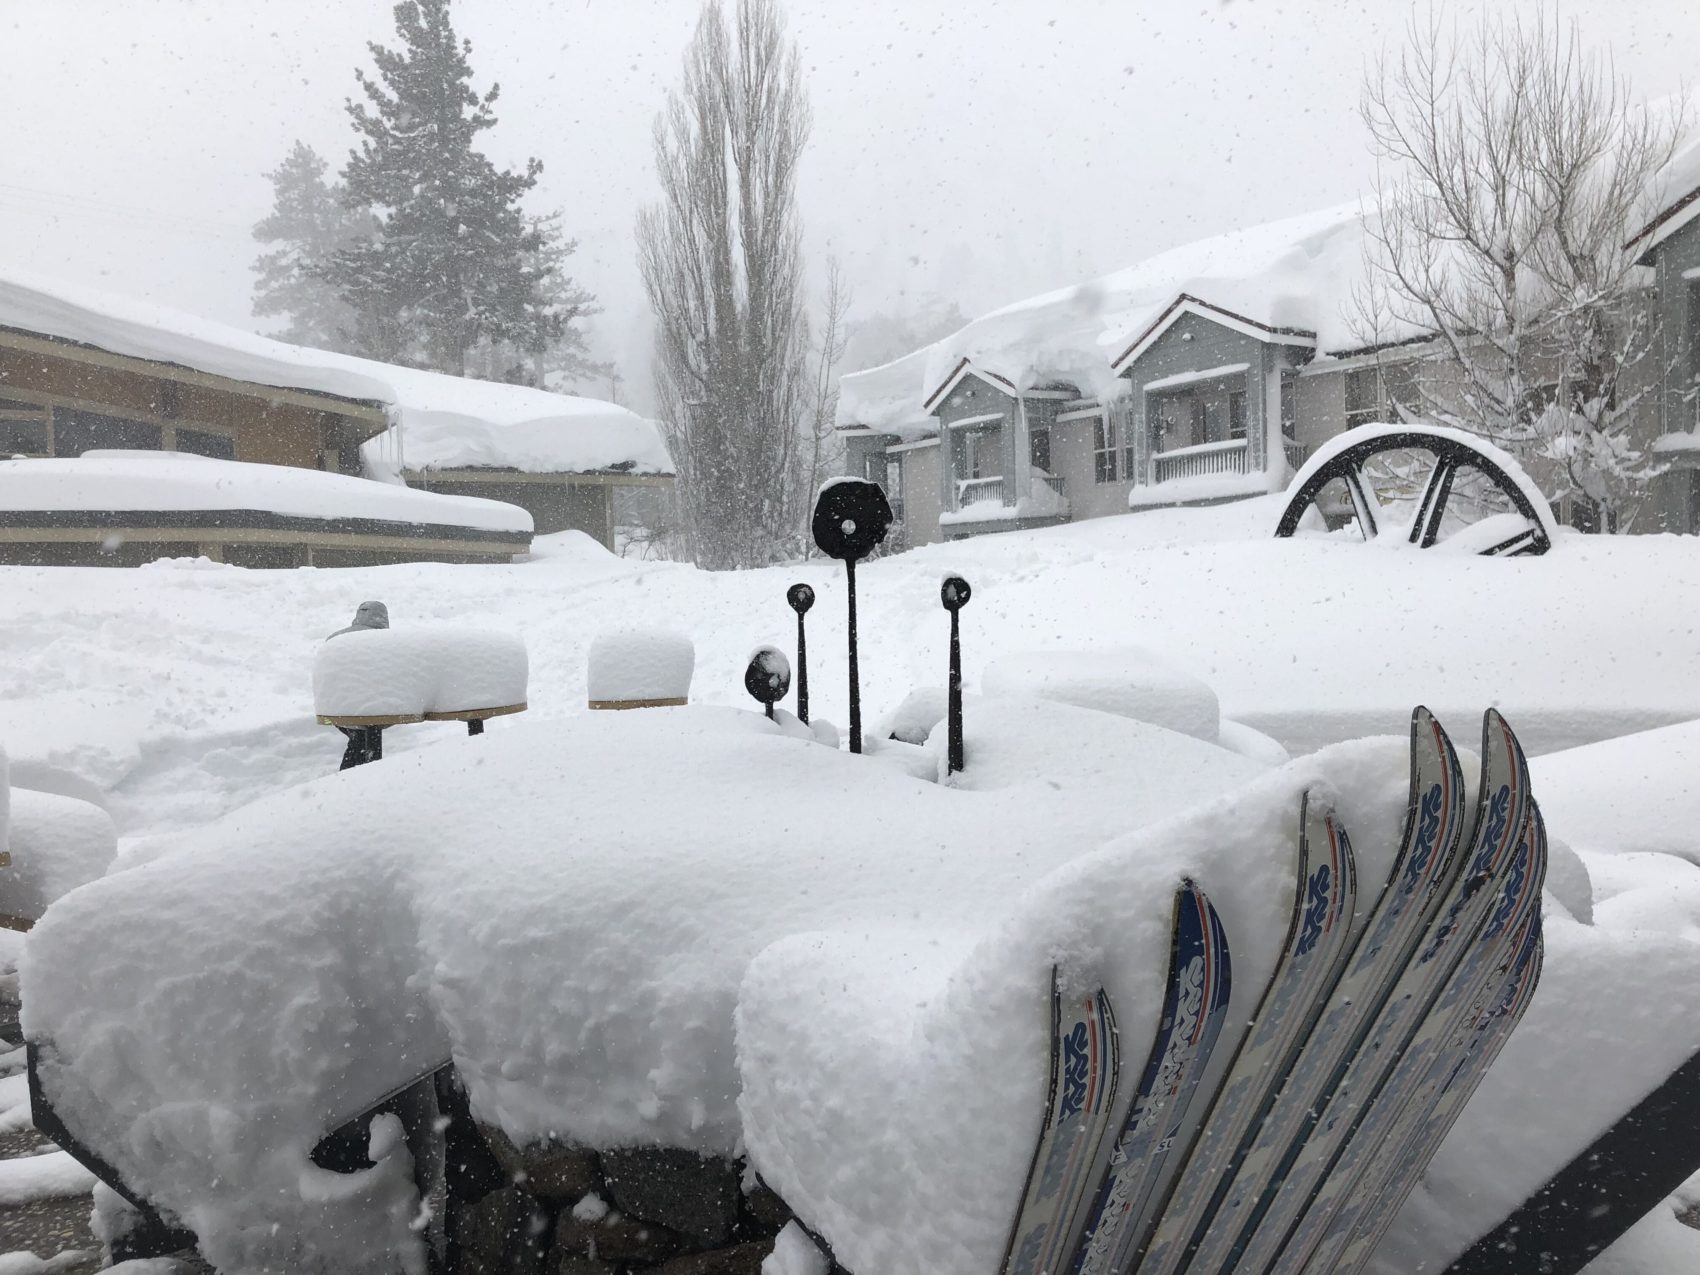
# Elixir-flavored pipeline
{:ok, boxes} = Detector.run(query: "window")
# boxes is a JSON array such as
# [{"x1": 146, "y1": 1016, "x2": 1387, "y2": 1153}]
[
  {"x1": 0, "y1": 417, "x2": 49, "y2": 456},
  {"x1": 1029, "y1": 427, "x2": 1051, "y2": 473},
  {"x1": 1228, "y1": 390, "x2": 1247, "y2": 441},
  {"x1": 53, "y1": 408, "x2": 161, "y2": 456},
  {"x1": 0, "y1": 397, "x2": 51, "y2": 456},
  {"x1": 1345, "y1": 361, "x2": 1420, "y2": 430},
  {"x1": 1280, "y1": 370, "x2": 1298, "y2": 437},
  {"x1": 1344, "y1": 367, "x2": 1381, "y2": 430},
  {"x1": 177, "y1": 429, "x2": 236, "y2": 460},
  {"x1": 1093, "y1": 416, "x2": 1118, "y2": 483}
]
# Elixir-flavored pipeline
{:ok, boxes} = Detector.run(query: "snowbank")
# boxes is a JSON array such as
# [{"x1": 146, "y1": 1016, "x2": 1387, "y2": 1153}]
[
  {"x1": 980, "y1": 647, "x2": 1220, "y2": 742},
  {"x1": 0, "y1": 452, "x2": 532, "y2": 535},
  {"x1": 0, "y1": 260, "x2": 671, "y2": 478},
  {"x1": 312, "y1": 628, "x2": 528, "y2": 719}
]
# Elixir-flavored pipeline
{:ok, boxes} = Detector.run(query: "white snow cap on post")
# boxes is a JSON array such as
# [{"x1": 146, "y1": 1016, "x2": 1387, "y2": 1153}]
[
  {"x1": 982, "y1": 647, "x2": 1221, "y2": 742},
  {"x1": 587, "y1": 629, "x2": 695, "y2": 709},
  {"x1": 312, "y1": 628, "x2": 529, "y2": 720}
]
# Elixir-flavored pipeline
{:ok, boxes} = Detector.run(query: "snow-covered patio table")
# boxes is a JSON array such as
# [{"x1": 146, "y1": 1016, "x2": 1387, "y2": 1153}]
[{"x1": 18, "y1": 695, "x2": 1700, "y2": 1274}]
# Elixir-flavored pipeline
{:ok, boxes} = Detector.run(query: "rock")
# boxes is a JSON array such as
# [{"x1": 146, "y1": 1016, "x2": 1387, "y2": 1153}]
[
  {"x1": 553, "y1": 1208, "x2": 686, "y2": 1263},
  {"x1": 479, "y1": 1126, "x2": 602, "y2": 1201},
  {"x1": 653, "y1": 1241, "x2": 773, "y2": 1275},
  {"x1": 600, "y1": 1147, "x2": 740, "y2": 1248},
  {"x1": 740, "y1": 1181, "x2": 793, "y2": 1237},
  {"x1": 457, "y1": 1185, "x2": 552, "y2": 1274}
]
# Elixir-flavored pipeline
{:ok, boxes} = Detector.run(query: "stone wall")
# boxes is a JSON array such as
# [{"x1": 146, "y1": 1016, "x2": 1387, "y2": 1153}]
[{"x1": 453, "y1": 1128, "x2": 809, "y2": 1275}]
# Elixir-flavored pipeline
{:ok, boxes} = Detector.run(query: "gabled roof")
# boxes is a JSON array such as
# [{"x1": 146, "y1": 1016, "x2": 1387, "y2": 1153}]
[
  {"x1": 1108, "y1": 294, "x2": 1317, "y2": 373},
  {"x1": 921, "y1": 357, "x2": 1020, "y2": 412}
]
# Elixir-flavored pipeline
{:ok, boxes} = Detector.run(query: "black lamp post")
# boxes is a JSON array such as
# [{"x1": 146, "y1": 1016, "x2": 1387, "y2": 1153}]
[
  {"x1": 786, "y1": 583, "x2": 815, "y2": 724},
  {"x1": 941, "y1": 575, "x2": 971, "y2": 774},
  {"x1": 810, "y1": 479, "x2": 892, "y2": 753}
]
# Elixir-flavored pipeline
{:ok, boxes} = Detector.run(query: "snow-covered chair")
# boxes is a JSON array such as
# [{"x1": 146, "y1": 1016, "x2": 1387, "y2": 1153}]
[{"x1": 0, "y1": 745, "x2": 116, "y2": 934}]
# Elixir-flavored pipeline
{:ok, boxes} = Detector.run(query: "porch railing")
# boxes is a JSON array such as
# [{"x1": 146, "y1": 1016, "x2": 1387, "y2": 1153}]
[
  {"x1": 1282, "y1": 434, "x2": 1306, "y2": 473},
  {"x1": 956, "y1": 476, "x2": 1004, "y2": 508},
  {"x1": 1151, "y1": 437, "x2": 1249, "y2": 484}
]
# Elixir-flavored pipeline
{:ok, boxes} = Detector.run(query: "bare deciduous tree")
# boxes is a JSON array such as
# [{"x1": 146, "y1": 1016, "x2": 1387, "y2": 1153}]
[
  {"x1": 1358, "y1": 11, "x2": 1683, "y2": 530},
  {"x1": 637, "y1": 0, "x2": 812, "y2": 569},
  {"x1": 800, "y1": 255, "x2": 851, "y2": 555}
]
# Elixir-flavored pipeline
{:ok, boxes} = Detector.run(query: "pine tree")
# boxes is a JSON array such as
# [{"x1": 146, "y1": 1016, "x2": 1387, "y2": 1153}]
[
  {"x1": 336, "y1": 0, "x2": 584, "y2": 378},
  {"x1": 251, "y1": 142, "x2": 369, "y2": 351}
]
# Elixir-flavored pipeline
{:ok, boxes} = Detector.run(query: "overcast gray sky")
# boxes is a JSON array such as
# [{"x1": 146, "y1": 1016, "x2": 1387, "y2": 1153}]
[{"x1": 2, "y1": 0, "x2": 1694, "y2": 411}]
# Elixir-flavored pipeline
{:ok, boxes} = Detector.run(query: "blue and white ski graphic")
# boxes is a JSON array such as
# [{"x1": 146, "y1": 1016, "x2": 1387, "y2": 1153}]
[
  {"x1": 1180, "y1": 706, "x2": 1466, "y2": 1275},
  {"x1": 1270, "y1": 796, "x2": 1545, "y2": 1274},
  {"x1": 1322, "y1": 833, "x2": 1547, "y2": 1275},
  {"x1": 1067, "y1": 881, "x2": 1232, "y2": 1275},
  {"x1": 1231, "y1": 711, "x2": 1531, "y2": 1274},
  {"x1": 1002, "y1": 969, "x2": 1122, "y2": 1275},
  {"x1": 1134, "y1": 792, "x2": 1358, "y2": 1275}
]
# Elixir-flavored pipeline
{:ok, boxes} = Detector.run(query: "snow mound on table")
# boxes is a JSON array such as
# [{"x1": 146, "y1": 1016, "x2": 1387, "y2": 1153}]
[
  {"x1": 21, "y1": 703, "x2": 1267, "y2": 1275},
  {"x1": 3, "y1": 788, "x2": 116, "y2": 922},
  {"x1": 586, "y1": 629, "x2": 695, "y2": 703},
  {"x1": 980, "y1": 647, "x2": 1220, "y2": 742},
  {"x1": 737, "y1": 734, "x2": 1415, "y2": 1275},
  {"x1": 0, "y1": 453, "x2": 531, "y2": 535},
  {"x1": 312, "y1": 628, "x2": 528, "y2": 718}
]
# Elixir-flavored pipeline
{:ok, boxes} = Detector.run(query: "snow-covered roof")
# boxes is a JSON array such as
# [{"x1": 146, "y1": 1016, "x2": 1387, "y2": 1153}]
[
  {"x1": 0, "y1": 451, "x2": 532, "y2": 534},
  {"x1": 363, "y1": 390, "x2": 674, "y2": 478},
  {"x1": 0, "y1": 261, "x2": 672, "y2": 477},
  {"x1": 837, "y1": 201, "x2": 1390, "y2": 432}
]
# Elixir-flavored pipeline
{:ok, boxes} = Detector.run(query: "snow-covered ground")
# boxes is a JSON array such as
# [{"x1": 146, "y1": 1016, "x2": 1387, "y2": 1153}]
[
  {"x1": 7, "y1": 498, "x2": 1700, "y2": 1273},
  {"x1": 3, "y1": 496, "x2": 1699, "y2": 842}
]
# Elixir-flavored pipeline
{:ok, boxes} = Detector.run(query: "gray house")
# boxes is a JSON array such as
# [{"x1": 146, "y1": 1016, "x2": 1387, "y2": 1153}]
[
  {"x1": 1629, "y1": 145, "x2": 1700, "y2": 533},
  {"x1": 842, "y1": 170, "x2": 1700, "y2": 547},
  {"x1": 837, "y1": 204, "x2": 1375, "y2": 547}
]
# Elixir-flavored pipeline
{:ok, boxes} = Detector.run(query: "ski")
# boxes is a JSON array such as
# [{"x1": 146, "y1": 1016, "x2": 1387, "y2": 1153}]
[
  {"x1": 1178, "y1": 706, "x2": 1467, "y2": 1275},
  {"x1": 1228, "y1": 710, "x2": 1530, "y2": 1274},
  {"x1": 1133, "y1": 792, "x2": 1358, "y2": 1275},
  {"x1": 1001, "y1": 969, "x2": 1122, "y2": 1275},
  {"x1": 1066, "y1": 880, "x2": 1232, "y2": 1275},
  {"x1": 1323, "y1": 836, "x2": 1547, "y2": 1275},
  {"x1": 1270, "y1": 798, "x2": 1545, "y2": 1274}
]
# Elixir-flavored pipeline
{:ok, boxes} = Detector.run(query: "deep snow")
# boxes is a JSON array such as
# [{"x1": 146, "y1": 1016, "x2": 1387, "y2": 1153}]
[{"x1": 7, "y1": 499, "x2": 1700, "y2": 1274}]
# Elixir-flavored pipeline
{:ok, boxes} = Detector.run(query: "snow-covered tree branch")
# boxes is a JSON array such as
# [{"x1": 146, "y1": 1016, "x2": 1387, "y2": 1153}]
[{"x1": 1358, "y1": 11, "x2": 1683, "y2": 530}]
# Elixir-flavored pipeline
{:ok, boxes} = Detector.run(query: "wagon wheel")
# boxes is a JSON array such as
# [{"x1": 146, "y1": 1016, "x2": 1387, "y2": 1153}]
[{"x1": 1275, "y1": 429, "x2": 1552, "y2": 556}]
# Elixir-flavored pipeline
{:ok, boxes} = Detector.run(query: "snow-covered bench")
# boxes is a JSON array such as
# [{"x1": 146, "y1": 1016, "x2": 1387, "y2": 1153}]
[{"x1": 312, "y1": 626, "x2": 529, "y2": 767}]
